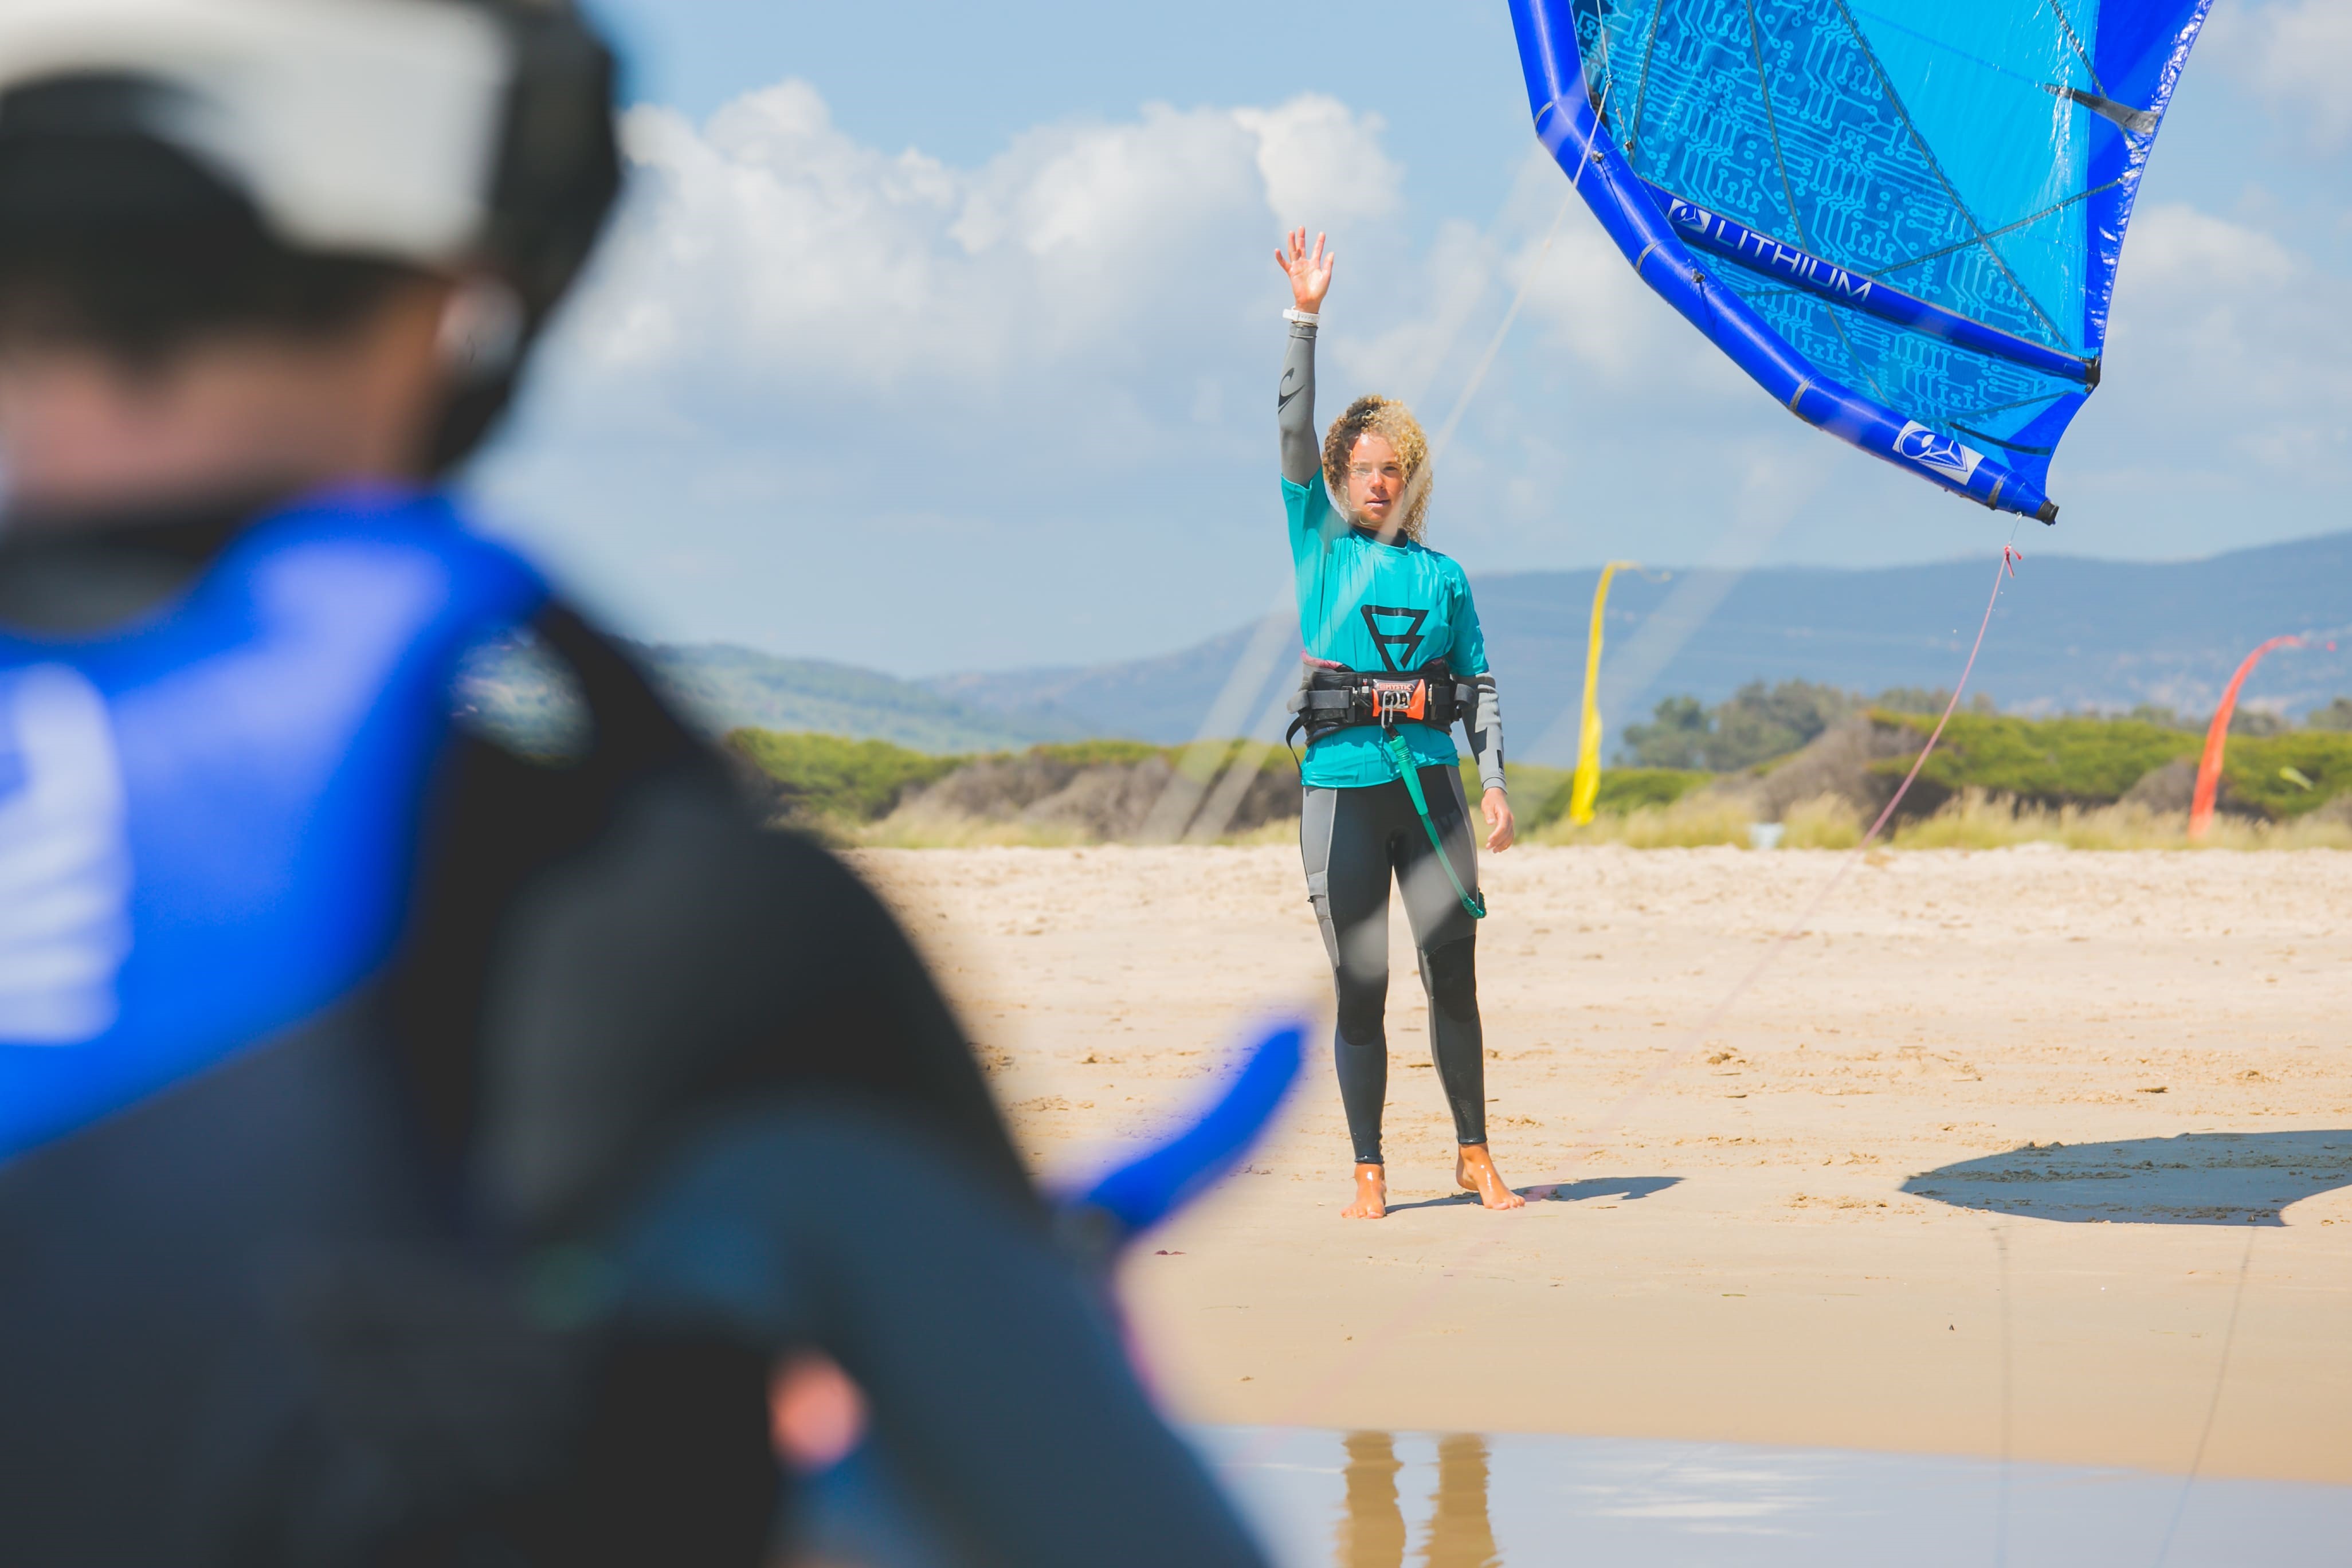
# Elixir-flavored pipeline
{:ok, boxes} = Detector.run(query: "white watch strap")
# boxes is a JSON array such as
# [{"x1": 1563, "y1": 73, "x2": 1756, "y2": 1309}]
[{"x1": 1284, "y1": 307, "x2": 1320, "y2": 326}]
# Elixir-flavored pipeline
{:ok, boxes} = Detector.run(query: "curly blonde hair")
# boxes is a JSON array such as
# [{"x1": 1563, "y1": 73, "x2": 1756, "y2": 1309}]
[{"x1": 1321, "y1": 394, "x2": 1432, "y2": 542}]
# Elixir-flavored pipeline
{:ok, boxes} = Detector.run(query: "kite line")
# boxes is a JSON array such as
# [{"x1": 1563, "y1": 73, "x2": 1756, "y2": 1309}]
[{"x1": 2149, "y1": 1225, "x2": 2257, "y2": 1568}]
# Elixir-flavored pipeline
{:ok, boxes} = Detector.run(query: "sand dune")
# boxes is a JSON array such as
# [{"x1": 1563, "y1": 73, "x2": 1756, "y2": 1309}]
[{"x1": 857, "y1": 845, "x2": 2352, "y2": 1484}]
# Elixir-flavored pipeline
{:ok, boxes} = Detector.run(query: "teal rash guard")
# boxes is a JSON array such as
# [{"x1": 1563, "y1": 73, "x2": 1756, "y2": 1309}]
[
  {"x1": 1284, "y1": 472, "x2": 1490, "y2": 787},
  {"x1": 1278, "y1": 316, "x2": 1507, "y2": 793}
]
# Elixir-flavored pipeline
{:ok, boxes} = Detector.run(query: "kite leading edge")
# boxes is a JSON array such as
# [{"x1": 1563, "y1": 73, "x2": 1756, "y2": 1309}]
[{"x1": 1507, "y1": 0, "x2": 2215, "y2": 524}]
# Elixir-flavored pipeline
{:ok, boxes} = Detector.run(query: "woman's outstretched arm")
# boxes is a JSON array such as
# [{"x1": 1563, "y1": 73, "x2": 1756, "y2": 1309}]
[{"x1": 1274, "y1": 228, "x2": 1333, "y2": 486}]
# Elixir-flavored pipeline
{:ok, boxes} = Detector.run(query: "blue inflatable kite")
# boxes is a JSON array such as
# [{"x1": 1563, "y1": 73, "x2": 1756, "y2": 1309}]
[{"x1": 1508, "y1": 0, "x2": 2213, "y2": 522}]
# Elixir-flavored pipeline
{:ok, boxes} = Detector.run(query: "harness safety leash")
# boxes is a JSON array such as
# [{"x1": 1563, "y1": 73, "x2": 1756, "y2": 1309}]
[{"x1": 1381, "y1": 729, "x2": 1486, "y2": 921}]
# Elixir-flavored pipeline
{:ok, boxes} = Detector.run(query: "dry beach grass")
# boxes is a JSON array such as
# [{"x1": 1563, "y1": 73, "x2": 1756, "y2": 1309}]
[
  {"x1": 858, "y1": 842, "x2": 2352, "y2": 1484},
  {"x1": 1527, "y1": 788, "x2": 2352, "y2": 852}
]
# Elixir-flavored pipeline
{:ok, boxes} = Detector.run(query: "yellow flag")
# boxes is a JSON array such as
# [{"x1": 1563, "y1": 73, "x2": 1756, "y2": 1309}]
[{"x1": 1569, "y1": 561, "x2": 1638, "y2": 825}]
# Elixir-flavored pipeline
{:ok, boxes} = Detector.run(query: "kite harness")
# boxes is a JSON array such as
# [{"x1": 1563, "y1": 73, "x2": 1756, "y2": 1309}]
[
  {"x1": 1287, "y1": 663, "x2": 1487, "y2": 920},
  {"x1": 1286, "y1": 661, "x2": 1472, "y2": 747}
]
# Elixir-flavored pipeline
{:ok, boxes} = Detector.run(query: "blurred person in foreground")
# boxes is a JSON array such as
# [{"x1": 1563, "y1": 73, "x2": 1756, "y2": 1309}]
[{"x1": 0, "y1": 3, "x2": 1267, "y2": 1565}]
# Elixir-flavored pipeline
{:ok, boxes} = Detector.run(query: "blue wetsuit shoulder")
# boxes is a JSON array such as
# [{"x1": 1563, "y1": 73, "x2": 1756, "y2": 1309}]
[{"x1": 0, "y1": 489, "x2": 545, "y2": 1163}]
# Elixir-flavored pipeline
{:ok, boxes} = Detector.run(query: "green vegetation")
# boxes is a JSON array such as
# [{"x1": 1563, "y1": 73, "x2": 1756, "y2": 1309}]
[
  {"x1": 1861, "y1": 710, "x2": 2352, "y2": 821},
  {"x1": 726, "y1": 728, "x2": 1299, "y2": 829},
  {"x1": 1593, "y1": 766, "x2": 1712, "y2": 813},
  {"x1": 1032, "y1": 738, "x2": 1175, "y2": 770},
  {"x1": 1163, "y1": 738, "x2": 1302, "y2": 784},
  {"x1": 726, "y1": 730, "x2": 969, "y2": 821},
  {"x1": 1459, "y1": 759, "x2": 1562, "y2": 825},
  {"x1": 726, "y1": 700, "x2": 2352, "y2": 850},
  {"x1": 1443, "y1": 760, "x2": 1707, "y2": 832},
  {"x1": 1870, "y1": 711, "x2": 2193, "y2": 807},
  {"x1": 1621, "y1": 680, "x2": 1992, "y2": 771},
  {"x1": 2304, "y1": 697, "x2": 2352, "y2": 731},
  {"x1": 2125, "y1": 700, "x2": 2288, "y2": 737},
  {"x1": 2222, "y1": 732, "x2": 2352, "y2": 818}
]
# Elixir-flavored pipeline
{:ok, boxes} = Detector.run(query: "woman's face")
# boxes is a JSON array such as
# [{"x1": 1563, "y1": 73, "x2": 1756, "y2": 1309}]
[{"x1": 1343, "y1": 432, "x2": 1406, "y2": 529}]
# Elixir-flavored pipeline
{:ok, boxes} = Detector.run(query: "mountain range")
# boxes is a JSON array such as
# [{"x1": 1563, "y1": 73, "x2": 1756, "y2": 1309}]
[{"x1": 624, "y1": 531, "x2": 2352, "y2": 764}]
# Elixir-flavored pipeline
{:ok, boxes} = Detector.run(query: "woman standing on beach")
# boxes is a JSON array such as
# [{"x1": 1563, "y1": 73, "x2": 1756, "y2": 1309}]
[{"x1": 1273, "y1": 228, "x2": 1524, "y2": 1220}]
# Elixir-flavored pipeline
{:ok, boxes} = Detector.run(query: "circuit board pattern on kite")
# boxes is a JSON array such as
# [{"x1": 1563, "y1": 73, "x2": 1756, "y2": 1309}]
[
  {"x1": 1572, "y1": 0, "x2": 2095, "y2": 467},
  {"x1": 1742, "y1": 287, "x2": 2078, "y2": 456}
]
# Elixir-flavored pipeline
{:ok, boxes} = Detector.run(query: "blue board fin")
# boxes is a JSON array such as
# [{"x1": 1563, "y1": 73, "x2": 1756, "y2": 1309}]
[{"x1": 1058, "y1": 1018, "x2": 1305, "y2": 1256}]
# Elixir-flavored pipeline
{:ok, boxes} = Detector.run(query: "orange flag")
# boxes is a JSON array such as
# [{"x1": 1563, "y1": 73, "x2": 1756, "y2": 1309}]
[{"x1": 2189, "y1": 635, "x2": 2303, "y2": 839}]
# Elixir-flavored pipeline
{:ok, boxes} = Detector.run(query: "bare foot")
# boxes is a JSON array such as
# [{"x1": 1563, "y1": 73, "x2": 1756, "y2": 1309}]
[
  {"x1": 1456, "y1": 1146, "x2": 1526, "y2": 1210},
  {"x1": 1341, "y1": 1162, "x2": 1387, "y2": 1218}
]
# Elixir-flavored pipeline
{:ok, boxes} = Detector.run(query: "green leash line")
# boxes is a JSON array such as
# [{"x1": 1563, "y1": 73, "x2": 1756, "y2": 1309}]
[{"x1": 1381, "y1": 730, "x2": 1486, "y2": 920}]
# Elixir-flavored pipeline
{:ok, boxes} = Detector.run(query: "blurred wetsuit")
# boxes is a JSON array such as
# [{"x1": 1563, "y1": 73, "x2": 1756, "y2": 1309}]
[
  {"x1": 1279, "y1": 316, "x2": 1505, "y2": 1166},
  {"x1": 0, "y1": 494, "x2": 1269, "y2": 1568}
]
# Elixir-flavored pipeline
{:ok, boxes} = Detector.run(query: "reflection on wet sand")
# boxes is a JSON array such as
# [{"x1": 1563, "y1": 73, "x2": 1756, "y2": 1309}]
[
  {"x1": 1340, "y1": 1433, "x2": 1404, "y2": 1567},
  {"x1": 1339, "y1": 1433, "x2": 1501, "y2": 1567}
]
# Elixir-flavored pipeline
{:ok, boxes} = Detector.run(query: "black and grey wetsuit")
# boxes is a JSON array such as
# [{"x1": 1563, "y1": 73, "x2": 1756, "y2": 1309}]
[{"x1": 1277, "y1": 316, "x2": 1507, "y2": 1168}]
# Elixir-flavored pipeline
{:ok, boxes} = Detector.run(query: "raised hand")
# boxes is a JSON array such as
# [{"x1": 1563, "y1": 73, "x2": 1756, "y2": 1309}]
[{"x1": 1273, "y1": 227, "x2": 1335, "y2": 315}]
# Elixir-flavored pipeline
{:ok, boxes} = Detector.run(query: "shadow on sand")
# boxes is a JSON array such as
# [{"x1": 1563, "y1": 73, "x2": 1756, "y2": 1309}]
[
  {"x1": 1383, "y1": 1175, "x2": 1682, "y2": 1214},
  {"x1": 1902, "y1": 1130, "x2": 2352, "y2": 1225}
]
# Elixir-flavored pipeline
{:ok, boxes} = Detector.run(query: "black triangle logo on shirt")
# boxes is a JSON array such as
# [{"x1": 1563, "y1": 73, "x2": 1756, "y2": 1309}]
[{"x1": 1359, "y1": 605, "x2": 1428, "y2": 672}]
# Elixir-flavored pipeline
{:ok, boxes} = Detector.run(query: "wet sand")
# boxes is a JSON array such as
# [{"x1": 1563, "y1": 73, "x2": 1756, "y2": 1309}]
[{"x1": 856, "y1": 845, "x2": 2352, "y2": 1484}]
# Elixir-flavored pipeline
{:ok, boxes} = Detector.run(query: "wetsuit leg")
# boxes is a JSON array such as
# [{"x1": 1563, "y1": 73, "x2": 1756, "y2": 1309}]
[
  {"x1": 1394, "y1": 765, "x2": 1487, "y2": 1148},
  {"x1": 1302, "y1": 784, "x2": 1395, "y2": 1165}
]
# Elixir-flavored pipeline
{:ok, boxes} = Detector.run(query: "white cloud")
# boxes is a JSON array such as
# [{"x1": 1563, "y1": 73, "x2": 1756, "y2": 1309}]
[
  {"x1": 2090, "y1": 202, "x2": 2352, "y2": 476},
  {"x1": 1514, "y1": 219, "x2": 1733, "y2": 391},
  {"x1": 2123, "y1": 202, "x2": 2299, "y2": 290},
  {"x1": 1312, "y1": 147, "x2": 1745, "y2": 461},
  {"x1": 2206, "y1": 0, "x2": 2352, "y2": 150},
  {"x1": 484, "y1": 79, "x2": 1428, "y2": 668},
  {"x1": 569, "y1": 83, "x2": 1401, "y2": 403},
  {"x1": 1233, "y1": 95, "x2": 1402, "y2": 228}
]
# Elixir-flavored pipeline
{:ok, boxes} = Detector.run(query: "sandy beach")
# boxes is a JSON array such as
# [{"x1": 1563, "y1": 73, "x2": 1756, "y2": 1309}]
[{"x1": 857, "y1": 845, "x2": 2352, "y2": 1485}]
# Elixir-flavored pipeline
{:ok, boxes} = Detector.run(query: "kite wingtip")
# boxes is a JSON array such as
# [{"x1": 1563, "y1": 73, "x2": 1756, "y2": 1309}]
[{"x1": 2037, "y1": 501, "x2": 2059, "y2": 526}]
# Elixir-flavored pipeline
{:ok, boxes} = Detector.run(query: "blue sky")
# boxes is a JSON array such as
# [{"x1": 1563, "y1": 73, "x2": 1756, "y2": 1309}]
[{"x1": 472, "y1": 1, "x2": 2352, "y2": 676}]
